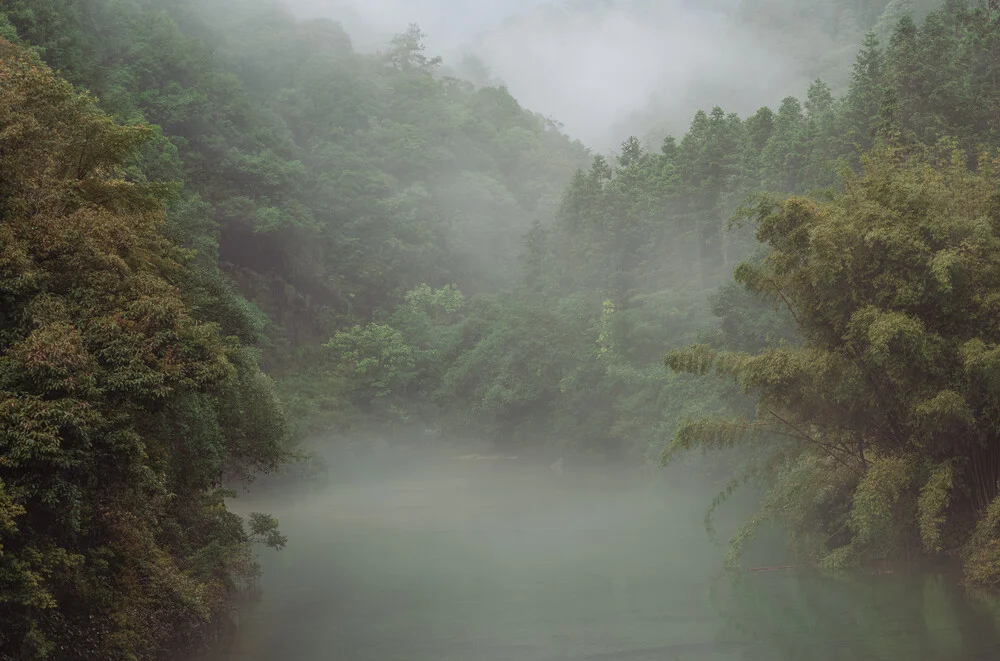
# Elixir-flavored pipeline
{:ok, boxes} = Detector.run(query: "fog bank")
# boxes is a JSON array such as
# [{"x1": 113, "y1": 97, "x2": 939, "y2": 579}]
[
  {"x1": 194, "y1": 452, "x2": 748, "y2": 660},
  {"x1": 280, "y1": 0, "x2": 842, "y2": 147}
]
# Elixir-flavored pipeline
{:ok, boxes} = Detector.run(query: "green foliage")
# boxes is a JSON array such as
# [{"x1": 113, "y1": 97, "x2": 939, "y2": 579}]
[
  {"x1": 0, "y1": 0, "x2": 589, "y2": 371},
  {"x1": 963, "y1": 494, "x2": 1000, "y2": 588},
  {"x1": 325, "y1": 324, "x2": 415, "y2": 402},
  {"x1": 3, "y1": 0, "x2": 958, "y2": 473},
  {"x1": 351, "y1": 0, "x2": 1000, "y2": 460},
  {"x1": 844, "y1": 455, "x2": 918, "y2": 560},
  {"x1": 403, "y1": 283, "x2": 465, "y2": 315},
  {"x1": 0, "y1": 38, "x2": 287, "y2": 660},
  {"x1": 918, "y1": 461, "x2": 955, "y2": 554},
  {"x1": 247, "y1": 512, "x2": 287, "y2": 550},
  {"x1": 668, "y1": 140, "x2": 1000, "y2": 580}
]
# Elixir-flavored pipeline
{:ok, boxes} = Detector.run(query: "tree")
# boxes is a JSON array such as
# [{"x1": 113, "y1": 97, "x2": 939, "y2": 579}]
[
  {"x1": 665, "y1": 142, "x2": 1000, "y2": 582},
  {"x1": 325, "y1": 324, "x2": 415, "y2": 404},
  {"x1": 0, "y1": 37, "x2": 287, "y2": 659},
  {"x1": 382, "y1": 23, "x2": 441, "y2": 73},
  {"x1": 760, "y1": 96, "x2": 807, "y2": 193},
  {"x1": 843, "y1": 32, "x2": 885, "y2": 152}
]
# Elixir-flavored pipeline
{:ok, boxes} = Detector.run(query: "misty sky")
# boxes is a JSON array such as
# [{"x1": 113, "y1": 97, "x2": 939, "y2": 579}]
[{"x1": 282, "y1": 0, "x2": 812, "y2": 148}]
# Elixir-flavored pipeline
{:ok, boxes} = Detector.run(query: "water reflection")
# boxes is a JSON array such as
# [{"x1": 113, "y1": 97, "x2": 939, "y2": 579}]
[
  {"x1": 188, "y1": 459, "x2": 1000, "y2": 661},
  {"x1": 717, "y1": 567, "x2": 1000, "y2": 660}
]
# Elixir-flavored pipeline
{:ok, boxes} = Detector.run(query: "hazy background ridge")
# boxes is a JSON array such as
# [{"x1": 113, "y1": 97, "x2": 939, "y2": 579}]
[{"x1": 281, "y1": 0, "x2": 897, "y2": 148}]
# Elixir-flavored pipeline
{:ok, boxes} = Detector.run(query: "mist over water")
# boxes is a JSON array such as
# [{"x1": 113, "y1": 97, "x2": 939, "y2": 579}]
[
  {"x1": 191, "y1": 450, "x2": 731, "y2": 660},
  {"x1": 191, "y1": 448, "x2": 1000, "y2": 661}
]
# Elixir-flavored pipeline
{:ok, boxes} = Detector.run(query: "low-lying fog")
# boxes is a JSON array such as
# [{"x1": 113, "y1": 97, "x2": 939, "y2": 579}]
[
  {"x1": 190, "y1": 445, "x2": 1000, "y2": 661},
  {"x1": 198, "y1": 449, "x2": 744, "y2": 660}
]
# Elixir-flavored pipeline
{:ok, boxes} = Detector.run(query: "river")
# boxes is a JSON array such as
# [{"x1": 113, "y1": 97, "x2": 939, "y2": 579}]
[{"x1": 188, "y1": 453, "x2": 1000, "y2": 661}]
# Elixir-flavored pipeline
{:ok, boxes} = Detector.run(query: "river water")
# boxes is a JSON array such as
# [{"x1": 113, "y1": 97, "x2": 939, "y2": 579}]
[{"x1": 189, "y1": 455, "x2": 1000, "y2": 661}]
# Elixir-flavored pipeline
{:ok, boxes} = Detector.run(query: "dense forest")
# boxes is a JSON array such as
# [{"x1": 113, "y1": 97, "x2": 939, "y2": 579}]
[{"x1": 6, "y1": 0, "x2": 1000, "y2": 658}]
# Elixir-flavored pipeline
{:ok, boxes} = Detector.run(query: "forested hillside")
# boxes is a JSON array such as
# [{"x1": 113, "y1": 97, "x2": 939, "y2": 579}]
[
  {"x1": 6, "y1": 0, "x2": 1000, "y2": 658},
  {"x1": 0, "y1": 38, "x2": 287, "y2": 660},
  {"x1": 0, "y1": 0, "x2": 590, "y2": 432},
  {"x1": 662, "y1": 1, "x2": 1000, "y2": 581}
]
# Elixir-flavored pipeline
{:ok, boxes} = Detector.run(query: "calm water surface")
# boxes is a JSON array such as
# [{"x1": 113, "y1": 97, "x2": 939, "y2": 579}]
[{"x1": 189, "y1": 457, "x2": 1000, "y2": 661}]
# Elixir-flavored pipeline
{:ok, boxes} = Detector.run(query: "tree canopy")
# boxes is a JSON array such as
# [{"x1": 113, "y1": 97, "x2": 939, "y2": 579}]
[
  {"x1": 0, "y1": 38, "x2": 287, "y2": 660},
  {"x1": 667, "y1": 142, "x2": 1000, "y2": 575}
]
